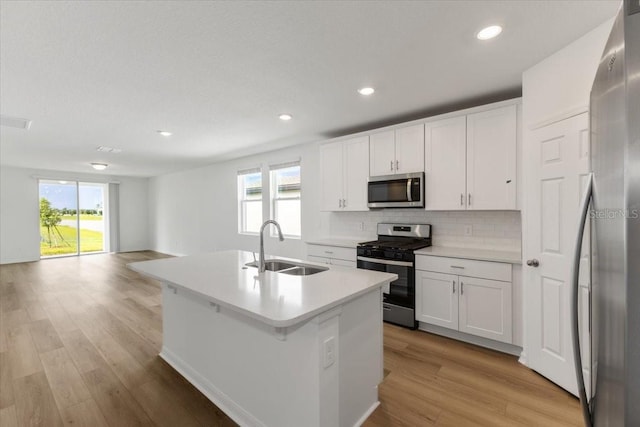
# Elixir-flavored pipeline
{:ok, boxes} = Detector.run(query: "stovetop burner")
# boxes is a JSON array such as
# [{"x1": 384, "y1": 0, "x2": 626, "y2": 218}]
[{"x1": 358, "y1": 238, "x2": 432, "y2": 251}]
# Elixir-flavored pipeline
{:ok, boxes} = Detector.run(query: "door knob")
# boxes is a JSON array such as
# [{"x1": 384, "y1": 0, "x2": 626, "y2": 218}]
[{"x1": 526, "y1": 259, "x2": 540, "y2": 267}]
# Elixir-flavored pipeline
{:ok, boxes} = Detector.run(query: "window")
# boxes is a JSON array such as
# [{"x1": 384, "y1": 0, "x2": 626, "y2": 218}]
[
  {"x1": 238, "y1": 168, "x2": 262, "y2": 234},
  {"x1": 270, "y1": 162, "x2": 301, "y2": 238}
]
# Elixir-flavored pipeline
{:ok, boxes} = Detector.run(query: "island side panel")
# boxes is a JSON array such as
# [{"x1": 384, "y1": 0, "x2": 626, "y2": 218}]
[
  {"x1": 160, "y1": 282, "x2": 329, "y2": 427},
  {"x1": 339, "y1": 287, "x2": 384, "y2": 426}
]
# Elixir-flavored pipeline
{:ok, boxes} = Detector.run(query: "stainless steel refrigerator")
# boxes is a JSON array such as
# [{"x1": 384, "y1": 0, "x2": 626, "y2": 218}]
[{"x1": 572, "y1": 1, "x2": 640, "y2": 426}]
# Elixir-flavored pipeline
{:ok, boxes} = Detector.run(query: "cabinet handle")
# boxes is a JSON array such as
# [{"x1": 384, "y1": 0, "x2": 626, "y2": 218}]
[
  {"x1": 390, "y1": 160, "x2": 394, "y2": 171},
  {"x1": 343, "y1": 198, "x2": 347, "y2": 207},
  {"x1": 324, "y1": 251, "x2": 334, "y2": 254},
  {"x1": 468, "y1": 194, "x2": 471, "y2": 206},
  {"x1": 452, "y1": 280, "x2": 456, "y2": 294},
  {"x1": 396, "y1": 160, "x2": 399, "y2": 171},
  {"x1": 460, "y1": 194, "x2": 464, "y2": 206},
  {"x1": 461, "y1": 282, "x2": 464, "y2": 295},
  {"x1": 450, "y1": 265, "x2": 465, "y2": 269},
  {"x1": 338, "y1": 199, "x2": 343, "y2": 208}
]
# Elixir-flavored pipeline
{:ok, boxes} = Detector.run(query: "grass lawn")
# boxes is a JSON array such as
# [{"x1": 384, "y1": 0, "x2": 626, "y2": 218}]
[
  {"x1": 40, "y1": 225, "x2": 103, "y2": 256},
  {"x1": 61, "y1": 215, "x2": 103, "y2": 221}
]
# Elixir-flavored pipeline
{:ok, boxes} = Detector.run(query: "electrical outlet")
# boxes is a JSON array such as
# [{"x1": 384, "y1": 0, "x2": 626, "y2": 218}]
[
  {"x1": 323, "y1": 337, "x2": 336, "y2": 368},
  {"x1": 464, "y1": 225, "x2": 473, "y2": 236},
  {"x1": 357, "y1": 222, "x2": 365, "y2": 231}
]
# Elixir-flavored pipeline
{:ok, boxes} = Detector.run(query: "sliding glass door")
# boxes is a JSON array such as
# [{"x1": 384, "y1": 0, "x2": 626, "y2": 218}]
[{"x1": 39, "y1": 180, "x2": 107, "y2": 258}]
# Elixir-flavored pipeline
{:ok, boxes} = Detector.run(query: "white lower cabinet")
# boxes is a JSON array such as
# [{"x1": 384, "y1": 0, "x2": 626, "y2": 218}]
[
  {"x1": 307, "y1": 244, "x2": 356, "y2": 268},
  {"x1": 416, "y1": 271, "x2": 458, "y2": 329},
  {"x1": 415, "y1": 255, "x2": 513, "y2": 344}
]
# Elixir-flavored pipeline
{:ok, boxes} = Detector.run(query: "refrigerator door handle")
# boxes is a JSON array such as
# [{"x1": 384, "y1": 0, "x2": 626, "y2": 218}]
[{"x1": 571, "y1": 172, "x2": 594, "y2": 427}]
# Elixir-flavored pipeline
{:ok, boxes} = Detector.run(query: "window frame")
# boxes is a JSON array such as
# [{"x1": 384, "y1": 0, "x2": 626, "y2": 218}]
[
  {"x1": 269, "y1": 161, "x2": 301, "y2": 239},
  {"x1": 237, "y1": 168, "x2": 263, "y2": 235}
]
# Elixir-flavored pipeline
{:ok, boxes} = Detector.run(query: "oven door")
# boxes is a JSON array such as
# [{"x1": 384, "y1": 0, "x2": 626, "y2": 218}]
[{"x1": 356, "y1": 256, "x2": 415, "y2": 308}]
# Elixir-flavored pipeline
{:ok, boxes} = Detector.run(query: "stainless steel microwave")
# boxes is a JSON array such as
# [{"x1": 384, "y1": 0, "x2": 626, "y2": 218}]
[{"x1": 367, "y1": 172, "x2": 424, "y2": 208}]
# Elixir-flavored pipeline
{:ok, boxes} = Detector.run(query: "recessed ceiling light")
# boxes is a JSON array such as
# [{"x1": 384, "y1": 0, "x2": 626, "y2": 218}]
[
  {"x1": 358, "y1": 87, "x2": 375, "y2": 96},
  {"x1": 59, "y1": 181, "x2": 68, "y2": 185},
  {"x1": 91, "y1": 163, "x2": 108, "y2": 170},
  {"x1": 157, "y1": 130, "x2": 172, "y2": 136},
  {"x1": 279, "y1": 114, "x2": 292, "y2": 121},
  {"x1": 476, "y1": 25, "x2": 503, "y2": 40}
]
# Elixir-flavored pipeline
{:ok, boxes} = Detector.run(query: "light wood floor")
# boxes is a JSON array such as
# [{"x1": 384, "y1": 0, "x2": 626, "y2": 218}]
[{"x1": 0, "y1": 251, "x2": 581, "y2": 426}]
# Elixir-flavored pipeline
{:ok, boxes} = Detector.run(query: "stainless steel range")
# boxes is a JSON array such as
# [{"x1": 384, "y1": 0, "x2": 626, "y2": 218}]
[{"x1": 357, "y1": 223, "x2": 432, "y2": 329}]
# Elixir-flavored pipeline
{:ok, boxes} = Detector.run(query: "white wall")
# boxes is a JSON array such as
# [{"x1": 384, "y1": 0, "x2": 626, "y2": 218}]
[
  {"x1": 0, "y1": 165, "x2": 150, "y2": 264},
  {"x1": 0, "y1": 166, "x2": 41, "y2": 264},
  {"x1": 149, "y1": 142, "x2": 324, "y2": 258},
  {"x1": 522, "y1": 17, "x2": 615, "y2": 129}
]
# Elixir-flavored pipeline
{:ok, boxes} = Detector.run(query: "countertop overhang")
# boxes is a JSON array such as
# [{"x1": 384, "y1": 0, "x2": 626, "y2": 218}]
[{"x1": 128, "y1": 250, "x2": 397, "y2": 328}]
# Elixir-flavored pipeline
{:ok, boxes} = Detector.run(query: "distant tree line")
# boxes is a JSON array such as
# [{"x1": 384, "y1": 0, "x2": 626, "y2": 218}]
[{"x1": 59, "y1": 208, "x2": 103, "y2": 216}]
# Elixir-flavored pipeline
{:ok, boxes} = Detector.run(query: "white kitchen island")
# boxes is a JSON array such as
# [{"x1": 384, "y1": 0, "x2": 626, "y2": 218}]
[{"x1": 128, "y1": 250, "x2": 397, "y2": 427}]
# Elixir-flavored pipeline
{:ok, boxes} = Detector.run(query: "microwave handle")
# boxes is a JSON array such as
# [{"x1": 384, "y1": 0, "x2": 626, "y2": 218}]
[{"x1": 406, "y1": 178, "x2": 413, "y2": 202}]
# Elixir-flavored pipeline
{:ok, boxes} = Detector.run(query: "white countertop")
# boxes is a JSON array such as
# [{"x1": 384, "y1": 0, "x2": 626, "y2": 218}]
[
  {"x1": 128, "y1": 250, "x2": 396, "y2": 328},
  {"x1": 414, "y1": 246, "x2": 522, "y2": 264},
  {"x1": 305, "y1": 238, "x2": 364, "y2": 248}
]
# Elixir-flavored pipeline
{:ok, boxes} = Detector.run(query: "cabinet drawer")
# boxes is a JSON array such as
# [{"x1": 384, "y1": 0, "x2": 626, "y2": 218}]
[
  {"x1": 415, "y1": 255, "x2": 511, "y2": 282},
  {"x1": 307, "y1": 244, "x2": 356, "y2": 262}
]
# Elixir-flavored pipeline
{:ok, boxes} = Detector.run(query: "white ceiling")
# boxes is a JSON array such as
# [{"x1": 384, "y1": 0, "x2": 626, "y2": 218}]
[{"x1": 0, "y1": 1, "x2": 619, "y2": 177}]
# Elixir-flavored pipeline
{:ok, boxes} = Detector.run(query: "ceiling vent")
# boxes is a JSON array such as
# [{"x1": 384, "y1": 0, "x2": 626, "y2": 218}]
[
  {"x1": 96, "y1": 146, "x2": 122, "y2": 153},
  {"x1": 0, "y1": 115, "x2": 32, "y2": 130}
]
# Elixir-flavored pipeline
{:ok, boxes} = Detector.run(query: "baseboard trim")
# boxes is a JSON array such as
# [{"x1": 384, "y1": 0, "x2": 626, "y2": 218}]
[
  {"x1": 353, "y1": 400, "x2": 380, "y2": 427},
  {"x1": 159, "y1": 347, "x2": 266, "y2": 427},
  {"x1": 417, "y1": 323, "x2": 523, "y2": 356}
]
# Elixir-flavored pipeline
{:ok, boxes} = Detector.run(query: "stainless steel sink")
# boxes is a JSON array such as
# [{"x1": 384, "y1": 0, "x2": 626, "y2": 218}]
[
  {"x1": 245, "y1": 260, "x2": 297, "y2": 271},
  {"x1": 245, "y1": 259, "x2": 328, "y2": 276},
  {"x1": 278, "y1": 266, "x2": 327, "y2": 276}
]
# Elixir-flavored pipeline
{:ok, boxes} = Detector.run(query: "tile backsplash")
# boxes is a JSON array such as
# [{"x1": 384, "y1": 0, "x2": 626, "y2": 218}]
[{"x1": 326, "y1": 210, "x2": 522, "y2": 252}]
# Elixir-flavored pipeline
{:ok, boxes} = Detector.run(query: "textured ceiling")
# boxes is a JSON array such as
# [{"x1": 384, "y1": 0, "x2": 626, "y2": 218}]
[{"x1": 0, "y1": 1, "x2": 619, "y2": 177}]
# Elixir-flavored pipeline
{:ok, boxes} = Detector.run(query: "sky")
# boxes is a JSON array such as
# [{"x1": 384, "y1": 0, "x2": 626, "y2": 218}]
[{"x1": 39, "y1": 182, "x2": 104, "y2": 210}]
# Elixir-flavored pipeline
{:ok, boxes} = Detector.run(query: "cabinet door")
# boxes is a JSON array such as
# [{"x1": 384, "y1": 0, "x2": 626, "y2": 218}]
[
  {"x1": 329, "y1": 258, "x2": 356, "y2": 268},
  {"x1": 458, "y1": 276, "x2": 512, "y2": 343},
  {"x1": 466, "y1": 105, "x2": 517, "y2": 210},
  {"x1": 424, "y1": 116, "x2": 467, "y2": 210},
  {"x1": 395, "y1": 124, "x2": 425, "y2": 174},
  {"x1": 343, "y1": 136, "x2": 370, "y2": 211},
  {"x1": 320, "y1": 142, "x2": 344, "y2": 211},
  {"x1": 369, "y1": 131, "x2": 395, "y2": 176},
  {"x1": 308, "y1": 255, "x2": 331, "y2": 265},
  {"x1": 415, "y1": 270, "x2": 458, "y2": 330}
]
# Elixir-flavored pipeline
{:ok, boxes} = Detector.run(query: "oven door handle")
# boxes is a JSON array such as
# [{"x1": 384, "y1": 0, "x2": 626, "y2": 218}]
[{"x1": 357, "y1": 256, "x2": 413, "y2": 267}]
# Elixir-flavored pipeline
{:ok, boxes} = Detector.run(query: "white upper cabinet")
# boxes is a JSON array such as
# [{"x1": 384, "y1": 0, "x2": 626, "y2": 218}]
[
  {"x1": 369, "y1": 124, "x2": 424, "y2": 177},
  {"x1": 320, "y1": 136, "x2": 369, "y2": 212},
  {"x1": 320, "y1": 142, "x2": 343, "y2": 211},
  {"x1": 369, "y1": 131, "x2": 396, "y2": 176},
  {"x1": 395, "y1": 124, "x2": 426, "y2": 174},
  {"x1": 424, "y1": 116, "x2": 467, "y2": 210},
  {"x1": 466, "y1": 105, "x2": 517, "y2": 210},
  {"x1": 424, "y1": 103, "x2": 518, "y2": 211}
]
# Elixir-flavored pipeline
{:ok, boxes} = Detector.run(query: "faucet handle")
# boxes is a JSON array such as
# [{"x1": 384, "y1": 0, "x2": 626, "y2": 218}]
[{"x1": 253, "y1": 252, "x2": 257, "y2": 262}]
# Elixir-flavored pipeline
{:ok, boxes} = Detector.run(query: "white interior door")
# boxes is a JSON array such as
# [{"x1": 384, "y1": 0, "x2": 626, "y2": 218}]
[{"x1": 524, "y1": 112, "x2": 589, "y2": 395}]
